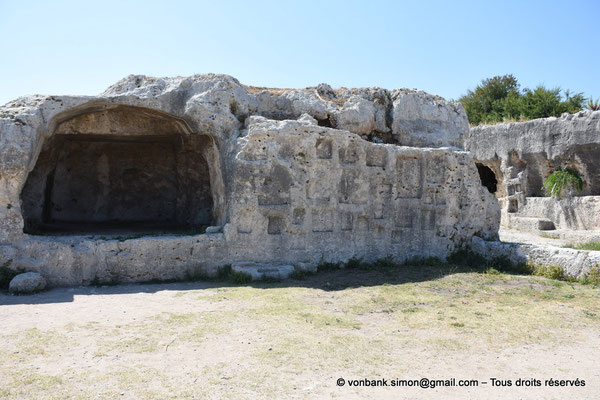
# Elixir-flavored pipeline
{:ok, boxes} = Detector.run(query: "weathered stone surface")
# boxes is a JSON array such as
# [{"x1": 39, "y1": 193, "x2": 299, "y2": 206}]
[
  {"x1": 466, "y1": 110, "x2": 600, "y2": 198},
  {"x1": 228, "y1": 117, "x2": 499, "y2": 263},
  {"x1": 471, "y1": 236, "x2": 600, "y2": 279},
  {"x1": 391, "y1": 89, "x2": 468, "y2": 148},
  {"x1": 231, "y1": 262, "x2": 295, "y2": 280},
  {"x1": 504, "y1": 216, "x2": 555, "y2": 232},
  {"x1": 0, "y1": 74, "x2": 497, "y2": 286},
  {"x1": 332, "y1": 95, "x2": 378, "y2": 135},
  {"x1": 9, "y1": 272, "x2": 47, "y2": 294},
  {"x1": 247, "y1": 83, "x2": 465, "y2": 146},
  {"x1": 465, "y1": 111, "x2": 600, "y2": 231},
  {"x1": 205, "y1": 226, "x2": 222, "y2": 234},
  {"x1": 466, "y1": 111, "x2": 600, "y2": 168},
  {"x1": 9, "y1": 257, "x2": 42, "y2": 272},
  {"x1": 516, "y1": 196, "x2": 600, "y2": 230}
]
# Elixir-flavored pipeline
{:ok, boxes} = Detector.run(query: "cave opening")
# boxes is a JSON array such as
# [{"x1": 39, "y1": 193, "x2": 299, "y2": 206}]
[
  {"x1": 476, "y1": 163, "x2": 498, "y2": 194},
  {"x1": 20, "y1": 106, "x2": 221, "y2": 235}
]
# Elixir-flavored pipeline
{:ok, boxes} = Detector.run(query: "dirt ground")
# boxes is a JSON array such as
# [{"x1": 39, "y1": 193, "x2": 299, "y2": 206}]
[{"x1": 1, "y1": 267, "x2": 599, "y2": 399}]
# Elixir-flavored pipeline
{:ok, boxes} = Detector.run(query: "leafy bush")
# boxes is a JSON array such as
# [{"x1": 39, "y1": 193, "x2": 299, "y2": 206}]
[
  {"x1": 531, "y1": 264, "x2": 566, "y2": 281},
  {"x1": 373, "y1": 257, "x2": 395, "y2": 269},
  {"x1": 446, "y1": 249, "x2": 487, "y2": 266},
  {"x1": 587, "y1": 97, "x2": 600, "y2": 111},
  {"x1": 580, "y1": 265, "x2": 600, "y2": 286},
  {"x1": 317, "y1": 261, "x2": 341, "y2": 272},
  {"x1": 486, "y1": 255, "x2": 530, "y2": 274},
  {"x1": 228, "y1": 270, "x2": 253, "y2": 284},
  {"x1": 290, "y1": 269, "x2": 314, "y2": 280},
  {"x1": 212, "y1": 264, "x2": 252, "y2": 284},
  {"x1": 459, "y1": 75, "x2": 586, "y2": 125},
  {"x1": 217, "y1": 265, "x2": 233, "y2": 280},
  {"x1": 344, "y1": 257, "x2": 363, "y2": 269},
  {"x1": 542, "y1": 167, "x2": 584, "y2": 197}
]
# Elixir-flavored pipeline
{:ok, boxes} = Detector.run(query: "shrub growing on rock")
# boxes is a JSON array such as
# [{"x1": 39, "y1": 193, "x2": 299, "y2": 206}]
[
  {"x1": 542, "y1": 167, "x2": 584, "y2": 197},
  {"x1": 587, "y1": 97, "x2": 600, "y2": 111}
]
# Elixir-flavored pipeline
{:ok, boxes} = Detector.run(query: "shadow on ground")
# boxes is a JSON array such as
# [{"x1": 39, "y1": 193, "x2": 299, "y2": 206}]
[{"x1": 0, "y1": 261, "x2": 512, "y2": 306}]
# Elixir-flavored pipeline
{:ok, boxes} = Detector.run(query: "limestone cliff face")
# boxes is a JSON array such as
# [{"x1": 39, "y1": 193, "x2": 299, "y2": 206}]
[
  {"x1": 0, "y1": 74, "x2": 497, "y2": 286},
  {"x1": 466, "y1": 111, "x2": 600, "y2": 162},
  {"x1": 465, "y1": 111, "x2": 600, "y2": 197},
  {"x1": 464, "y1": 111, "x2": 600, "y2": 230}
]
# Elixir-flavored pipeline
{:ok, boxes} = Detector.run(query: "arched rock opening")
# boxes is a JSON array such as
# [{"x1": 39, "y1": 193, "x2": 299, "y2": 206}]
[
  {"x1": 476, "y1": 163, "x2": 498, "y2": 194},
  {"x1": 21, "y1": 105, "x2": 223, "y2": 235}
]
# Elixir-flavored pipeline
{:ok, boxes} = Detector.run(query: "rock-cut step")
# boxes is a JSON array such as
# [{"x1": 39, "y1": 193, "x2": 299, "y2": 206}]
[
  {"x1": 507, "y1": 216, "x2": 556, "y2": 232},
  {"x1": 231, "y1": 262, "x2": 295, "y2": 281}
]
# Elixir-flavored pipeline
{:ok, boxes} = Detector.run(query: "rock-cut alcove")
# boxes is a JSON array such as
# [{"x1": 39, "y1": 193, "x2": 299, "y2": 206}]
[
  {"x1": 475, "y1": 163, "x2": 498, "y2": 194},
  {"x1": 20, "y1": 105, "x2": 224, "y2": 235}
]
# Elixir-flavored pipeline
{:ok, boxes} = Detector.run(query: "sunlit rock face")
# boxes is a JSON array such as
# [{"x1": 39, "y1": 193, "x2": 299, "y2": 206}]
[
  {"x1": 0, "y1": 74, "x2": 498, "y2": 286},
  {"x1": 465, "y1": 111, "x2": 600, "y2": 231}
]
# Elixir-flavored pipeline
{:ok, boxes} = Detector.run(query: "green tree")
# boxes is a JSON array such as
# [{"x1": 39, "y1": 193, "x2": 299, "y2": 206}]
[
  {"x1": 561, "y1": 90, "x2": 587, "y2": 114},
  {"x1": 459, "y1": 74, "x2": 519, "y2": 125},
  {"x1": 459, "y1": 75, "x2": 586, "y2": 125},
  {"x1": 500, "y1": 89, "x2": 524, "y2": 120},
  {"x1": 521, "y1": 86, "x2": 562, "y2": 119}
]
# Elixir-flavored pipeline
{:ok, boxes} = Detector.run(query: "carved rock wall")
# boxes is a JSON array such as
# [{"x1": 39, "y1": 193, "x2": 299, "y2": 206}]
[
  {"x1": 0, "y1": 74, "x2": 497, "y2": 286},
  {"x1": 465, "y1": 111, "x2": 600, "y2": 230}
]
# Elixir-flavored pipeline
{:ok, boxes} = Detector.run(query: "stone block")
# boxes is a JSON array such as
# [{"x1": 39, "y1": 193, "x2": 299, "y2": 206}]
[
  {"x1": 9, "y1": 272, "x2": 47, "y2": 294},
  {"x1": 232, "y1": 262, "x2": 295, "y2": 280}
]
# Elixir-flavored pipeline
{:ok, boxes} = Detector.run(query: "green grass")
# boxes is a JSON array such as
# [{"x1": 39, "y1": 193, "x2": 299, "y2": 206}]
[{"x1": 564, "y1": 241, "x2": 600, "y2": 251}]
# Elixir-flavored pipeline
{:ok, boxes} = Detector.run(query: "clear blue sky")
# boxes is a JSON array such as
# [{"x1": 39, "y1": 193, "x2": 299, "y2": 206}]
[{"x1": 1, "y1": 0, "x2": 599, "y2": 105}]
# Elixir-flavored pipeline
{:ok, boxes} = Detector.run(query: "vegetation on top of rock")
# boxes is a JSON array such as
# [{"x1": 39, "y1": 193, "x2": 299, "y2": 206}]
[
  {"x1": 587, "y1": 97, "x2": 600, "y2": 111},
  {"x1": 459, "y1": 74, "x2": 587, "y2": 125},
  {"x1": 542, "y1": 167, "x2": 584, "y2": 197}
]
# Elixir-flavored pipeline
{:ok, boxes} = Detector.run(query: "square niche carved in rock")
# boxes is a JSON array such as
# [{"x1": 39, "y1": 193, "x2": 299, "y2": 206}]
[{"x1": 315, "y1": 139, "x2": 333, "y2": 159}]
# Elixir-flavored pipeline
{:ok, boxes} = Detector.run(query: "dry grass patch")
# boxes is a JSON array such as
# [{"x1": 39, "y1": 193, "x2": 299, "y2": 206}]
[{"x1": 1, "y1": 268, "x2": 599, "y2": 399}]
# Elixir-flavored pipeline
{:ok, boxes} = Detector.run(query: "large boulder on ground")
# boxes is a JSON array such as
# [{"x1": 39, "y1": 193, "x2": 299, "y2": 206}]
[{"x1": 9, "y1": 272, "x2": 46, "y2": 294}]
